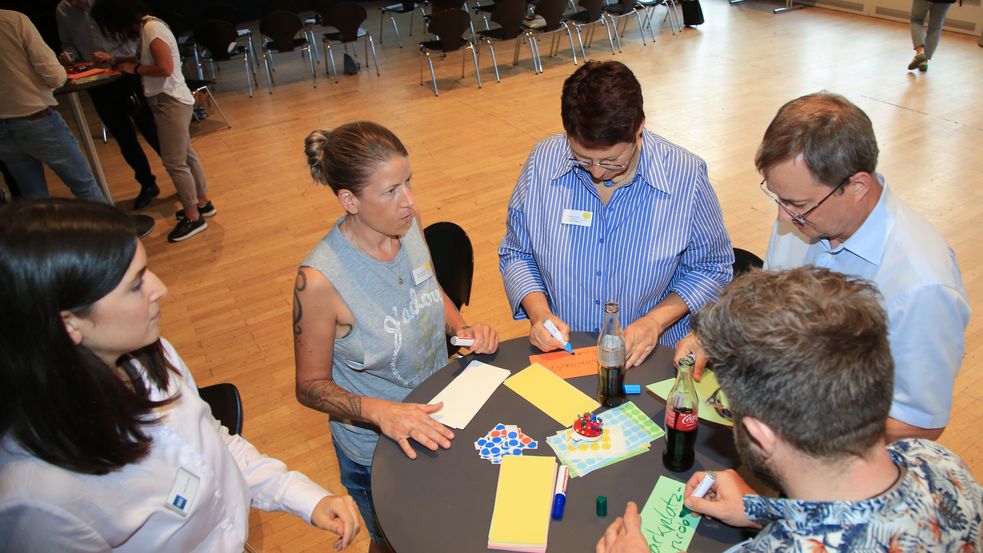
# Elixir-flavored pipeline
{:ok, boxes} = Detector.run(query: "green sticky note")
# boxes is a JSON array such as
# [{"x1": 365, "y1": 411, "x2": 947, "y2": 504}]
[{"x1": 639, "y1": 476, "x2": 701, "y2": 553}]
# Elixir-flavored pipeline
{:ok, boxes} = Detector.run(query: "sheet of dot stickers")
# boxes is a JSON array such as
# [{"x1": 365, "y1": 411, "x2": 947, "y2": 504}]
[
  {"x1": 474, "y1": 423, "x2": 539, "y2": 464},
  {"x1": 553, "y1": 424, "x2": 629, "y2": 462},
  {"x1": 547, "y1": 401, "x2": 665, "y2": 477}
]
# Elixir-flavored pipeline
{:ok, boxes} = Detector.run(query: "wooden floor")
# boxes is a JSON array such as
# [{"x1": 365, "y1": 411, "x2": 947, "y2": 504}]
[{"x1": 31, "y1": 0, "x2": 983, "y2": 550}]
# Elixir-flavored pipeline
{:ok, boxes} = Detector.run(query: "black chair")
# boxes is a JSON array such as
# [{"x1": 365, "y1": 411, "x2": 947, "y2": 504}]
[
  {"x1": 419, "y1": 8, "x2": 482, "y2": 96},
  {"x1": 603, "y1": 0, "x2": 647, "y2": 50},
  {"x1": 198, "y1": 383, "x2": 243, "y2": 435},
  {"x1": 379, "y1": 0, "x2": 427, "y2": 47},
  {"x1": 522, "y1": 0, "x2": 579, "y2": 71},
  {"x1": 317, "y1": 1, "x2": 381, "y2": 83},
  {"x1": 564, "y1": 0, "x2": 617, "y2": 60},
  {"x1": 194, "y1": 20, "x2": 257, "y2": 97},
  {"x1": 424, "y1": 222, "x2": 475, "y2": 356},
  {"x1": 200, "y1": 4, "x2": 260, "y2": 73},
  {"x1": 636, "y1": 0, "x2": 679, "y2": 37},
  {"x1": 476, "y1": 0, "x2": 541, "y2": 81},
  {"x1": 732, "y1": 247, "x2": 764, "y2": 276},
  {"x1": 258, "y1": 10, "x2": 318, "y2": 92}
]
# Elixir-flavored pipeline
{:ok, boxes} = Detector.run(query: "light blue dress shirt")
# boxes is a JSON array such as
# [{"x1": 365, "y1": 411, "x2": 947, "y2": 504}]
[
  {"x1": 498, "y1": 130, "x2": 734, "y2": 346},
  {"x1": 765, "y1": 176, "x2": 970, "y2": 428}
]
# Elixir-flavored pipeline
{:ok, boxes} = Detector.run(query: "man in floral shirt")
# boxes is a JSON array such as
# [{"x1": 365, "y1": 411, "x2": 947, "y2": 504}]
[{"x1": 597, "y1": 267, "x2": 981, "y2": 552}]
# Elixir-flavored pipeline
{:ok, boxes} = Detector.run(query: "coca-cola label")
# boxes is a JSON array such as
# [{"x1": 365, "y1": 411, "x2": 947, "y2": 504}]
[{"x1": 665, "y1": 406, "x2": 698, "y2": 431}]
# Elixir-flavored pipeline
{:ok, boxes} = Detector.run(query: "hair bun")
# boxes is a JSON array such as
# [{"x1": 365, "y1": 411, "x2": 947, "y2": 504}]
[{"x1": 304, "y1": 129, "x2": 331, "y2": 184}]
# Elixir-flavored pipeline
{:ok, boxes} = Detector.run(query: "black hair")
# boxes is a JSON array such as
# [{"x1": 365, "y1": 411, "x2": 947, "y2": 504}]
[{"x1": 0, "y1": 199, "x2": 176, "y2": 474}]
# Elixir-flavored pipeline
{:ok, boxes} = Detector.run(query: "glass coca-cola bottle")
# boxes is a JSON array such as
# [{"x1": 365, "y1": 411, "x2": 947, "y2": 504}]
[
  {"x1": 663, "y1": 354, "x2": 698, "y2": 472},
  {"x1": 597, "y1": 301, "x2": 626, "y2": 408}
]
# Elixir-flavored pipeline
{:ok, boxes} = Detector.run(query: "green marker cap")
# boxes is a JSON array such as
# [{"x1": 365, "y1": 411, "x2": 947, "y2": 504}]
[{"x1": 596, "y1": 495, "x2": 608, "y2": 516}]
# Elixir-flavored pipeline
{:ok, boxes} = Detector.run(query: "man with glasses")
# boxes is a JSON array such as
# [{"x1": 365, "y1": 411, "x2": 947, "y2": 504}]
[
  {"x1": 676, "y1": 92, "x2": 970, "y2": 443},
  {"x1": 599, "y1": 268, "x2": 981, "y2": 553},
  {"x1": 499, "y1": 61, "x2": 733, "y2": 367}
]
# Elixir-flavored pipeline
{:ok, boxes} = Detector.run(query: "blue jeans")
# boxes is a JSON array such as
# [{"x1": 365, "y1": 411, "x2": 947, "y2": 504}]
[
  {"x1": 0, "y1": 109, "x2": 105, "y2": 202},
  {"x1": 910, "y1": 0, "x2": 952, "y2": 60},
  {"x1": 332, "y1": 440, "x2": 386, "y2": 545}
]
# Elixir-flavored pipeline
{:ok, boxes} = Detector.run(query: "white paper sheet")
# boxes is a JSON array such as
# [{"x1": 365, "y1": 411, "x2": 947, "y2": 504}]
[{"x1": 428, "y1": 360, "x2": 511, "y2": 430}]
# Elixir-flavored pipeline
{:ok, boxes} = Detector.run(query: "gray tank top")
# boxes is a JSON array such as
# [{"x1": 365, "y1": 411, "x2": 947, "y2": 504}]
[{"x1": 302, "y1": 217, "x2": 446, "y2": 465}]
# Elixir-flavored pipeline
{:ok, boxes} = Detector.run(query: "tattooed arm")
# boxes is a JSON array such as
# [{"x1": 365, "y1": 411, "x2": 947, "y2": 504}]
[{"x1": 292, "y1": 267, "x2": 455, "y2": 459}]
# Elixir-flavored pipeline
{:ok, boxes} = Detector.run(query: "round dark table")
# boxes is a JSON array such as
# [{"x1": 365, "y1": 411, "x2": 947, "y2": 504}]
[
  {"x1": 55, "y1": 73, "x2": 155, "y2": 237},
  {"x1": 372, "y1": 334, "x2": 756, "y2": 552}
]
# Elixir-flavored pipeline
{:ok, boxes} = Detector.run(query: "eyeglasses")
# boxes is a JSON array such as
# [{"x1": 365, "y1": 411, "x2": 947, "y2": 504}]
[
  {"x1": 759, "y1": 174, "x2": 851, "y2": 225},
  {"x1": 705, "y1": 386, "x2": 732, "y2": 421},
  {"x1": 569, "y1": 140, "x2": 637, "y2": 171}
]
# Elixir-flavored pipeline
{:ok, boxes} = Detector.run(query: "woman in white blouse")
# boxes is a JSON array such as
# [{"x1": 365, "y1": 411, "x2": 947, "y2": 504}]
[{"x1": 0, "y1": 199, "x2": 359, "y2": 551}]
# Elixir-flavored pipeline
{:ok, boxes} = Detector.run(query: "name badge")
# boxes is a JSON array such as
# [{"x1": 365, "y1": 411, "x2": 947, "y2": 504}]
[
  {"x1": 412, "y1": 262, "x2": 434, "y2": 285},
  {"x1": 561, "y1": 209, "x2": 593, "y2": 227},
  {"x1": 165, "y1": 467, "x2": 200, "y2": 517}
]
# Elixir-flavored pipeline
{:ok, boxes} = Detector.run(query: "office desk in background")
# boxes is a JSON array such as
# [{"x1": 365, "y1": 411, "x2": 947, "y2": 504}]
[{"x1": 372, "y1": 334, "x2": 756, "y2": 553}]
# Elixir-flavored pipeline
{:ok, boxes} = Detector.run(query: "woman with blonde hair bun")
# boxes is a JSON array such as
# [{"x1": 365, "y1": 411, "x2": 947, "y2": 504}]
[{"x1": 294, "y1": 121, "x2": 499, "y2": 551}]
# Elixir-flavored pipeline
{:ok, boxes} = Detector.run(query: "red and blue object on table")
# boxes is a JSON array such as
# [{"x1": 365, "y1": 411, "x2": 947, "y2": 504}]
[{"x1": 573, "y1": 413, "x2": 603, "y2": 439}]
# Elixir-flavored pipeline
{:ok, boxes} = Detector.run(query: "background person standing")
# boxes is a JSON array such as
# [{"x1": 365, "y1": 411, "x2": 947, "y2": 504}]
[
  {"x1": 56, "y1": 0, "x2": 162, "y2": 209},
  {"x1": 0, "y1": 9, "x2": 105, "y2": 203},
  {"x1": 908, "y1": 0, "x2": 955, "y2": 72}
]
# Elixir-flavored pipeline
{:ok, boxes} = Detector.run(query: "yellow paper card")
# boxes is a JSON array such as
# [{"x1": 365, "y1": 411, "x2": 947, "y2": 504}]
[
  {"x1": 488, "y1": 455, "x2": 557, "y2": 548},
  {"x1": 504, "y1": 363, "x2": 601, "y2": 425}
]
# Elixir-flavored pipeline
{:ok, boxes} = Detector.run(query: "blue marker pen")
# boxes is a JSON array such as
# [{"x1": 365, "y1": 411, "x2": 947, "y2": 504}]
[
  {"x1": 551, "y1": 465, "x2": 569, "y2": 520},
  {"x1": 543, "y1": 319, "x2": 575, "y2": 355}
]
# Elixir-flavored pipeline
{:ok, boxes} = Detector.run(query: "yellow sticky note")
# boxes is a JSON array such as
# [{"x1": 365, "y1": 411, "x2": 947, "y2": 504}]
[
  {"x1": 488, "y1": 455, "x2": 557, "y2": 549},
  {"x1": 504, "y1": 363, "x2": 601, "y2": 425}
]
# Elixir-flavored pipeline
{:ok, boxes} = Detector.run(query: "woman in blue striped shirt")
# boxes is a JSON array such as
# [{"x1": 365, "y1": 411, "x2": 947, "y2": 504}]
[{"x1": 499, "y1": 61, "x2": 733, "y2": 367}]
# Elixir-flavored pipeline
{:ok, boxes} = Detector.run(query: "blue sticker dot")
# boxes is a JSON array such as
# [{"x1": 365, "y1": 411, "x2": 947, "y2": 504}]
[
  {"x1": 495, "y1": 424, "x2": 505, "y2": 430},
  {"x1": 508, "y1": 439, "x2": 519, "y2": 447},
  {"x1": 491, "y1": 436, "x2": 502, "y2": 443},
  {"x1": 481, "y1": 447, "x2": 490, "y2": 455},
  {"x1": 513, "y1": 448, "x2": 523, "y2": 455},
  {"x1": 508, "y1": 431, "x2": 518, "y2": 439},
  {"x1": 491, "y1": 447, "x2": 500, "y2": 454}
]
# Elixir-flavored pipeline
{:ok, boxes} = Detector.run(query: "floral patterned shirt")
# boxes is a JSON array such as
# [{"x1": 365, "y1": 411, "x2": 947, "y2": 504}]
[{"x1": 732, "y1": 439, "x2": 982, "y2": 552}]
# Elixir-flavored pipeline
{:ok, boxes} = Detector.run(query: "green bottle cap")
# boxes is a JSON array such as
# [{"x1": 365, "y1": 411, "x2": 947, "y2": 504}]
[{"x1": 596, "y1": 495, "x2": 608, "y2": 516}]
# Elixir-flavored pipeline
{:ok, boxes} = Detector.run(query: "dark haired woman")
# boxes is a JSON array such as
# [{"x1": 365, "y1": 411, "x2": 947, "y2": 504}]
[
  {"x1": 90, "y1": 0, "x2": 214, "y2": 243},
  {"x1": 293, "y1": 121, "x2": 499, "y2": 551},
  {"x1": 0, "y1": 199, "x2": 359, "y2": 551}
]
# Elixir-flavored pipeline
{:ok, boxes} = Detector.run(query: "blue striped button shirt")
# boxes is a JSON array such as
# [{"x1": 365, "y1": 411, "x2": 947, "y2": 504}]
[{"x1": 498, "y1": 130, "x2": 734, "y2": 345}]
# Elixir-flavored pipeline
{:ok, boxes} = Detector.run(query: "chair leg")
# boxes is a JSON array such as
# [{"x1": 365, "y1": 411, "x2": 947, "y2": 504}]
[
  {"x1": 574, "y1": 25, "x2": 588, "y2": 61},
  {"x1": 262, "y1": 52, "x2": 274, "y2": 94},
  {"x1": 634, "y1": 10, "x2": 647, "y2": 44},
  {"x1": 367, "y1": 36, "x2": 381, "y2": 76},
  {"x1": 380, "y1": 10, "x2": 386, "y2": 45},
  {"x1": 528, "y1": 34, "x2": 543, "y2": 73},
  {"x1": 564, "y1": 25, "x2": 579, "y2": 64},
  {"x1": 423, "y1": 51, "x2": 439, "y2": 96},
  {"x1": 602, "y1": 17, "x2": 618, "y2": 54},
  {"x1": 485, "y1": 40, "x2": 501, "y2": 82},
  {"x1": 308, "y1": 29, "x2": 321, "y2": 64},
  {"x1": 242, "y1": 54, "x2": 254, "y2": 97},
  {"x1": 325, "y1": 44, "x2": 339, "y2": 83},
  {"x1": 248, "y1": 35, "x2": 259, "y2": 74},
  {"x1": 468, "y1": 43, "x2": 482, "y2": 89},
  {"x1": 198, "y1": 86, "x2": 231, "y2": 129},
  {"x1": 608, "y1": 15, "x2": 623, "y2": 53},
  {"x1": 391, "y1": 16, "x2": 403, "y2": 48},
  {"x1": 305, "y1": 46, "x2": 317, "y2": 88}
]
